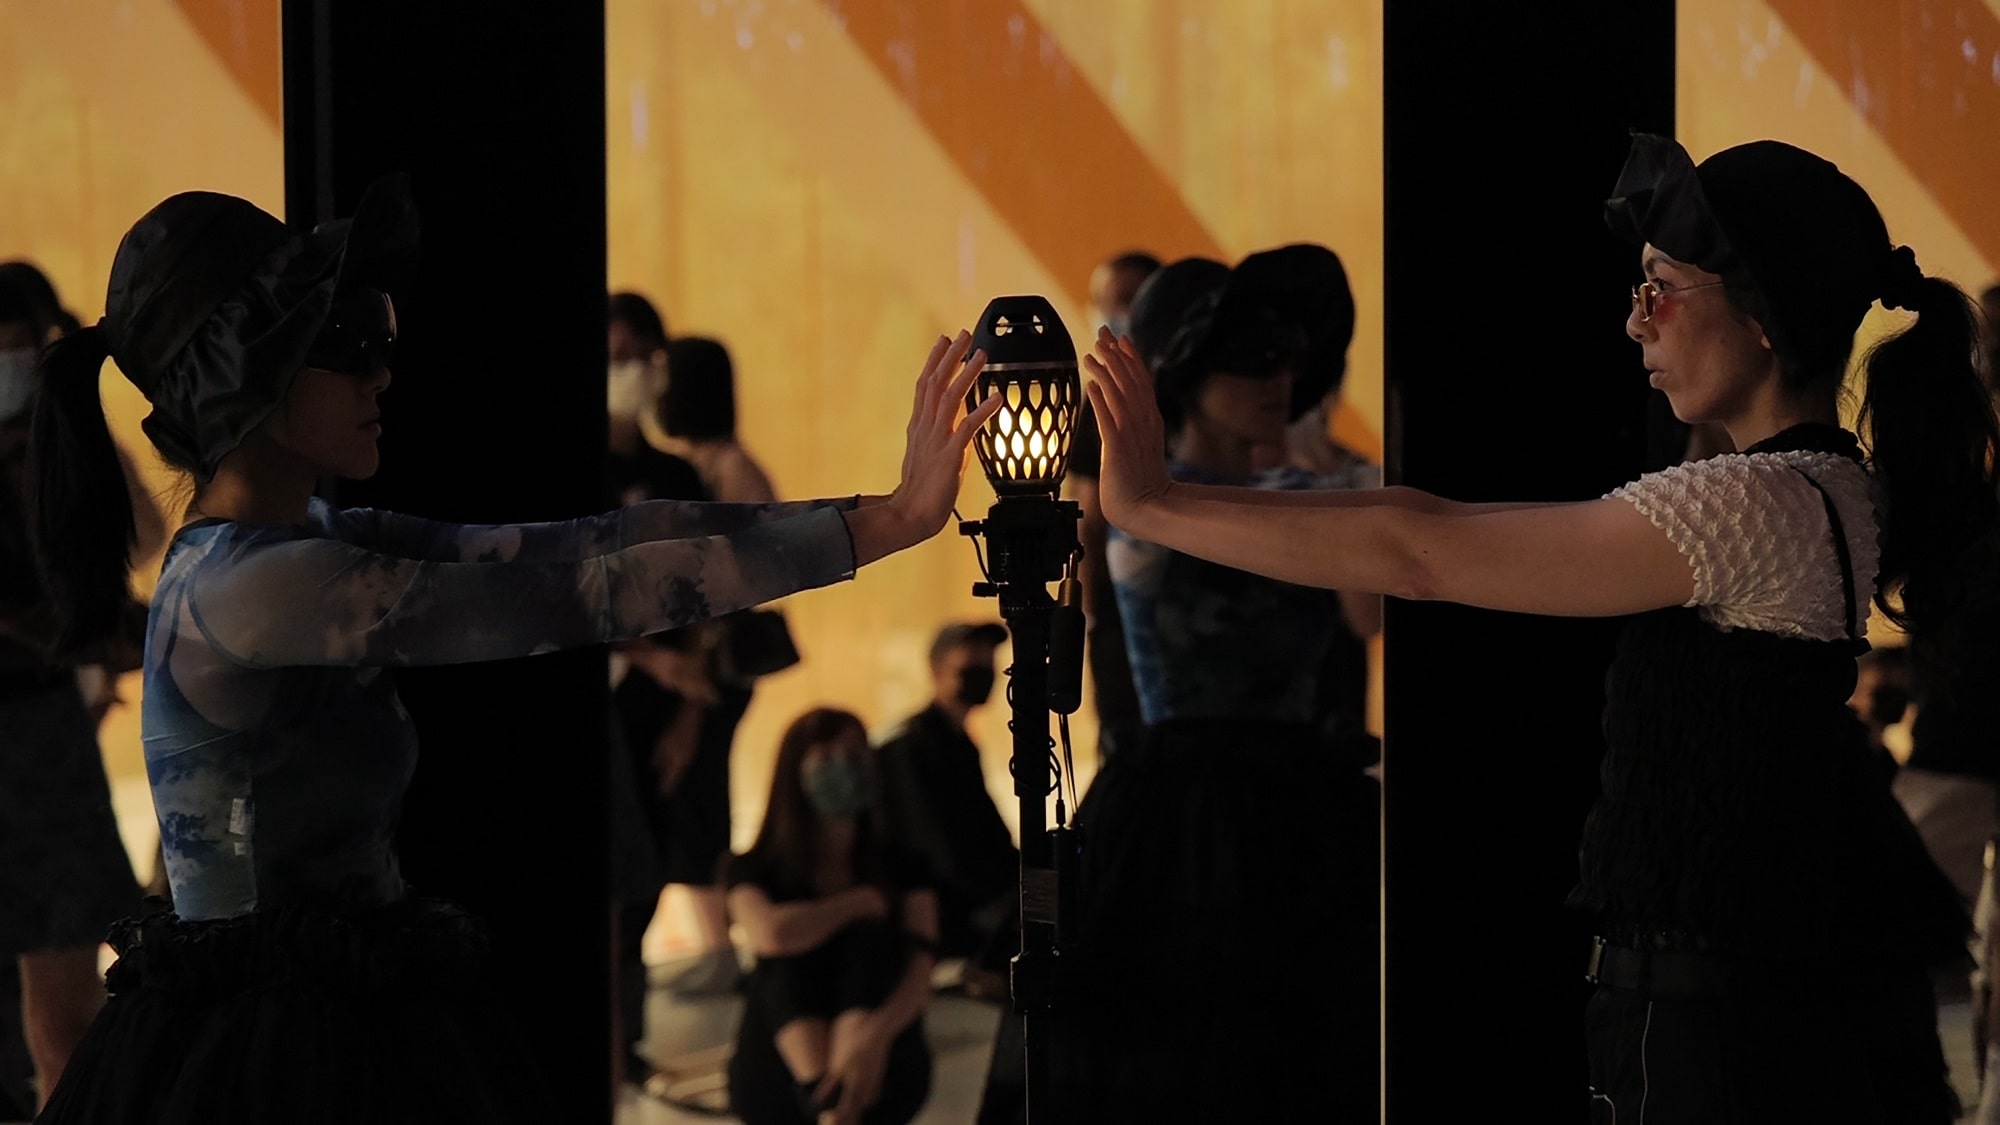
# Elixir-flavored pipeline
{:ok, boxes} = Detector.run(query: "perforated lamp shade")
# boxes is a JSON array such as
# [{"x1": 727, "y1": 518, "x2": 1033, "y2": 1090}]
[{"x1": 965, "y1": 295, "x2": 1080, "y2": 497}]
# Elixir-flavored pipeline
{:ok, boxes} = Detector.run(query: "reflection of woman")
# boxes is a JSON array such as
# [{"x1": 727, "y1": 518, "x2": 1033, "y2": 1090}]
[
  {"x1": 724, "y1": 709, "x2": 937, "y2": 1125},
  {"x1": 1088, "y1": 136, "x2": 1988, "y2": 1122},
  {"x1": 24, "y1": 177, "x2": 999, "y2": 1122},
  {"x1": 1060, "y1": 245, "x2": 1381, "y2": 1123}
]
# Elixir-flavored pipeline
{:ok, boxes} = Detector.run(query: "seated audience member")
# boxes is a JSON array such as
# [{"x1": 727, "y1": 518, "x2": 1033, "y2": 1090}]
[
  {"x1": 874, "y1": 622, "x2": 1017, "y2": 989},
  {"x1": 725, "y1": 709, "x2": 939, "y2": 1125}
]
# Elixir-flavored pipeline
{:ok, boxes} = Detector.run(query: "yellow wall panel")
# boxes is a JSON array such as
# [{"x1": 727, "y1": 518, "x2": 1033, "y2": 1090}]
[
  {"x1": 1680, "y1": 0, "x2": 2000, "y2": 642},
  {"x1": 1680, "y1": 0, "x2": 1998, "y2": 295},
  {"x1": 609, "y1": 1, "x2": 1078, "y2": 842},
  {"x1": 0, "y1": 0, "x2": 283, "y2": 792},
  {"x1": 7, "y1": 1, "x2": 1388, "y2": 853},
  {"x1": 609, "y1": 1, "x2": 1388, "y2": 845},
  {"x1": 1023, "y1": 0, "x2": 1386, "y2": 448}
]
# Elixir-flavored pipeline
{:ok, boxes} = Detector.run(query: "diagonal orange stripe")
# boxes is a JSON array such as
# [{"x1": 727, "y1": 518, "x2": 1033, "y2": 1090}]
[
  {"x1": 820, "y1": 0, "x2": 1227, "y2": 310},
  {"x1": 1767, "y1": 0, "x2": 2000, "y2": 271},
  {"x1": 175, "y1": 0, "x2": 283, "y2": 130}
]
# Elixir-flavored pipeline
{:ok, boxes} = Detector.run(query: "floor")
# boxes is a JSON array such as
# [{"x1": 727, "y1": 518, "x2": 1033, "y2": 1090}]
[
  {"x1": 45, "y1": 791, "x2": 2000, "y2": 1124},
  {"x1": 618, "y1": 955, "x2": 1005, "y2": 1125},
  {"x1": 0, "y1": 951, "x2": 1982, "y2": 1124},
  {"x1": 1940, "y1": 975, "x2": 1985, "y2": 1125},
  {"x1": 612, "y1": 955, "x2": 1992, "y2": 1125}
]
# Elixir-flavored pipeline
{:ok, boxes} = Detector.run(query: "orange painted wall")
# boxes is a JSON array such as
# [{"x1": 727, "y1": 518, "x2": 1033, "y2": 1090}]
[{"x1": 605, "y1": 0, "x2": 1386, "y2": 845}]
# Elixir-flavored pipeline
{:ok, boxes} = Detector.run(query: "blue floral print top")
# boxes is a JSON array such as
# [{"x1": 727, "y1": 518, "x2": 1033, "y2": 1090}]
[
  {"x1": 1108, "y1": 461, "x2": 1376, "y2": 726},
  {"x1": 142, "y1": 495, "x2": 857, "y2": 920}
]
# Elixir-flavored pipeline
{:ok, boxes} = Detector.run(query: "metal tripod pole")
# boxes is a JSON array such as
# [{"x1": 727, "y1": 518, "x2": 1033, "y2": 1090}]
[{"x1": 963, "y1": 495, "x2": 1082, "y2": 1125}]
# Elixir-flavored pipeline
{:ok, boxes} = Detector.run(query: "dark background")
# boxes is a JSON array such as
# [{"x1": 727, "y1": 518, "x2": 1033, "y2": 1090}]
[
  {"x1": 1383, "y1": 4, "x2": 1675, "y2": 1119},
  {"x1": 284, "y1": 1, "x2": 616, "y2": 1115}
]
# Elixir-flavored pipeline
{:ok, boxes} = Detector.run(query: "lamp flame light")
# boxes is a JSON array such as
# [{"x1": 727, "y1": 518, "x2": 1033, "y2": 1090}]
[{"x1": 966, "y1": 295, "x2": 1079, "y2": 497}]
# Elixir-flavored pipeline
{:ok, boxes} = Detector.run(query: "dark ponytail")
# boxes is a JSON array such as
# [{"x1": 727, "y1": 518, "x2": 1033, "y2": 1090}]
[
  {"x1": 25, "y1": 325, "x2": 139, "y2": 656},
  {"x1": 1857, "y1": 276, "x2": 2000, "y2": 640}
]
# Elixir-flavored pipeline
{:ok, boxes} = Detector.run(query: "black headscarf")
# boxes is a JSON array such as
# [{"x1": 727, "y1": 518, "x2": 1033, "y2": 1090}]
[
  {"x1": 1604, "y1": 133, "x2": 1922, "y2": 379},
  {"x1": 97, "y1": 174, "x2": 418, "y2": 479}
]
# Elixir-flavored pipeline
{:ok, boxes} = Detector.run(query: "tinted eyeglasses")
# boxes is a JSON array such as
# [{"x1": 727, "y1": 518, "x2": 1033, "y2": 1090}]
[
  {"x1": 1630, "y1": 278, "x2": 1726, "y2": 323},
  {"x1": 305, "y1": 288, "x2": 397, "y2": 375}
]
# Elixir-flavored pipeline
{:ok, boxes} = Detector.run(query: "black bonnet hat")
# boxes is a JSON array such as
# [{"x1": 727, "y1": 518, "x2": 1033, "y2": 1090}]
[
  {"x1": 100, "y1": 173, "x2": 418, "y2": 479},
  {"x1": 1127, "y1": 243, "x2": 1356, "y2": 421},
  {"x1": 1605, "y1": 133, "x2": 1921, "y2": 378}
]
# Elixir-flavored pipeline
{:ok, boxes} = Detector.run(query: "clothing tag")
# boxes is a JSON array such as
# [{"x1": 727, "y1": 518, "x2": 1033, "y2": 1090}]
[{"x1": 230, "y1": 797, "x2": 253, "y2": 836}]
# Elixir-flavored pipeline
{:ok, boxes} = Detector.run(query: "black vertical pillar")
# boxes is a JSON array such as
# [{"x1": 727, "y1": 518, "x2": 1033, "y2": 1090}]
[
  {"x1": 1382, "y1": 7, "x2": 1674, "y2": 1121},
  {"x1": 283, "y1": 2, "x2": 612, "y2": 1115}
]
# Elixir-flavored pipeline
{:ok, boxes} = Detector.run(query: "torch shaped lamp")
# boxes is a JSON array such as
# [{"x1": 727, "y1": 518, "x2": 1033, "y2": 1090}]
[{"x1": 956, "y1": 294, "x2": 1088, "y2": 1124}]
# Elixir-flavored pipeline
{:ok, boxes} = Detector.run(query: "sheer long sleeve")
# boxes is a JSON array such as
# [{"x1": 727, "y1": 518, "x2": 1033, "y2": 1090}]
[
  {"x1": 184, "y1": 505, "x2": 856, "y2": 668},
  {"x1": 326, "y1": 495, "x2": 859, "y2": 563}
]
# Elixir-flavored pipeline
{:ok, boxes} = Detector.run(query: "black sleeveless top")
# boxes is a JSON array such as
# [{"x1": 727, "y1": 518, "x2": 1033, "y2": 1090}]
[{"x1": 1568, "y1": 425, "x2": 1965, "y2": 967}]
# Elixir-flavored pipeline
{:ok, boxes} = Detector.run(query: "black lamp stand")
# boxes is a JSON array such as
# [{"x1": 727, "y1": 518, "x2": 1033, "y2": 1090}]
[{"x1": 961, "y1": 492, "x2": 1085, "y2": 1125}]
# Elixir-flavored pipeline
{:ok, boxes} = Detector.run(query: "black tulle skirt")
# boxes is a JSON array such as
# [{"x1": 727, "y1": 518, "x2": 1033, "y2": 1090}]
[
  {"x1": 35, "y1": 898, "x2": 557, "y2": 1125},
  {"x1": 1048, "y1": 718, "x2": 1382, "y2": 1123}
]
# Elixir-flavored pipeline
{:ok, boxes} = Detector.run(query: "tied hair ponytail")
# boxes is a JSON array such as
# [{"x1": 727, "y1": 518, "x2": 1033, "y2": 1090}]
[
  {"x1": 1856, "y1": 270, "x2": 2000, "y2": 643},
  {"x1": 24, "y1": 325, "x2": 139, "y2": 657}
]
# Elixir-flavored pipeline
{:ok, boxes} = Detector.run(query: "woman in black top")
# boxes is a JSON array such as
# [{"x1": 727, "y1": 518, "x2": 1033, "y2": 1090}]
[
  {"x1": 724, "y1": 708, "x2": 938, "y2": 1125},
  {"x1": 1086, "y1": 133, "x2": 1995, "y2": 1123}
]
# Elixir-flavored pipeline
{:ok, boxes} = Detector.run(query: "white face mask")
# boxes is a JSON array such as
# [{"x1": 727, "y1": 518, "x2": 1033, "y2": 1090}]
[
  {"x1": 0, "y1": 348, "x2": 36, "y2": 421},
  {"x1": 606, "y1": 358, "x2": 648, "y2": 422}
]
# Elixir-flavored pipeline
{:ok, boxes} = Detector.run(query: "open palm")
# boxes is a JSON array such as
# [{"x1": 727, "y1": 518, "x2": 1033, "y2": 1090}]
[
  {"x1": 892, "y1": 330, "x2": 1002, "y2": 537},
  {"x1": 1082, "y1": 327, "x2": 1176, "y2": 532}
]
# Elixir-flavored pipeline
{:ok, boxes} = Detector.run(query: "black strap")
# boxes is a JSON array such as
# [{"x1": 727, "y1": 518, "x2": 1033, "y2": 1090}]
[{"x1": 1790, "y1": 467, "x2": 1865, "y2": 652}]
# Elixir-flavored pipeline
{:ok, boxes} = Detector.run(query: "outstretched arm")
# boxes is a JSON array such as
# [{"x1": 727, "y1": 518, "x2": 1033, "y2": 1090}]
[
  {"x1": 335, "y1": 496, "x2": 873, "y2": 564},
  {"x1": 1083, "y1": 328, "x2": 1694, "y2": 619},
  {"x1": 187, "y1": 334, "x2": 1001, "y2": 669},
  {"x1": 331, "y1": 326, "x2": 997, "y2": 569},
  {"x1": 188, "y1": 506, "x2": 859, "y2": 668},
  {"x1": 1157, "y1": 480, "x2": 1563, "y2": 516}
]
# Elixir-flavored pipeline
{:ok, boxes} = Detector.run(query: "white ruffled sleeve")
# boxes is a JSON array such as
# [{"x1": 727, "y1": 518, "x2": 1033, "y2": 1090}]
[{"x1": 1608, "y1": 453, "x2": 1878, "y2": 641}]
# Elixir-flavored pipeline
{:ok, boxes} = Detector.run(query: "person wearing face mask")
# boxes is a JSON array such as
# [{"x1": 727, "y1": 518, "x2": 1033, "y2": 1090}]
[
  {"x1": 0, "y1": 263, "x2": 82, "y2": 344},
  {"x1": 607, "y1": 290, "x2": 671, "y2": 470},
  {"x1": 0, "y1": 277, "x2": 144, "y2": 1114},
  {"x1": 598, "y1": 290, "x2": 724, "y2": 1086},
  {"x1": 872, "y1": 622, "x2": 1017, "y2": 988},
  {"x1": 724, "y1": 708, "x2": 940, "y2": 1125}
]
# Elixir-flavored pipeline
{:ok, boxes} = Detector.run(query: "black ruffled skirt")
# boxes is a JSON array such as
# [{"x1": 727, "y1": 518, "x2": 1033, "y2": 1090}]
[
  {"x1": 36, "y1": 898, "x2": 556, "y2": 1125},
  {"x1": 1050, "y1": 717, "x2": 1381, "y2": 1123}
]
